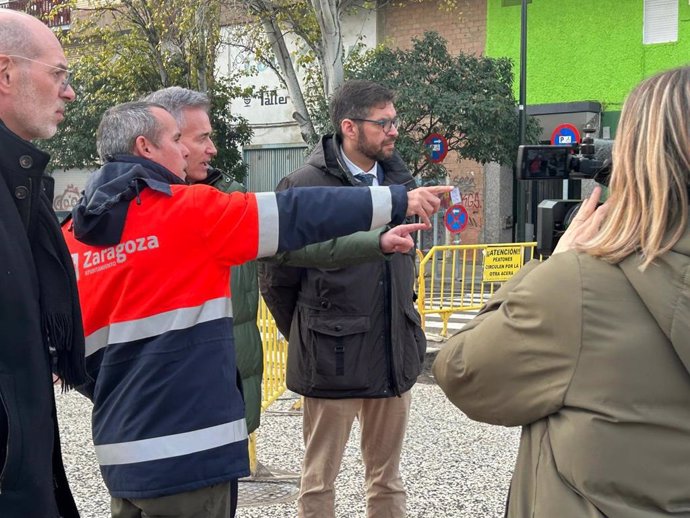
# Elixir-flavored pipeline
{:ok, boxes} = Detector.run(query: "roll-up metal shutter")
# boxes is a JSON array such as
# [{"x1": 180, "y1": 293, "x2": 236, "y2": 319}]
[{"x1": 243, "y1": 145, "x2": 309, "y2": 192}]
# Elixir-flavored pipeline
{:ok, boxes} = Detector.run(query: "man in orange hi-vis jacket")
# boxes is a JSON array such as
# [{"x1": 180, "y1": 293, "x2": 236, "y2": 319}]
[{"x1": 62, "y1": 100, "x2": 449, "y2": 518}]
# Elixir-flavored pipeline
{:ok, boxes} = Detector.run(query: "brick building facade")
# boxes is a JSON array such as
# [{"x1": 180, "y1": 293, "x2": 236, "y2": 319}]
[{"x1": 379, "y1": 0, "x2": 491, "y2": 245}]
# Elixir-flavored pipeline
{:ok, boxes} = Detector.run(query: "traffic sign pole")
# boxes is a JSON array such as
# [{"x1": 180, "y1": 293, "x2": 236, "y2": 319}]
[{"x1": 551, "y1": 123, "x2": 581, "y2": 203}]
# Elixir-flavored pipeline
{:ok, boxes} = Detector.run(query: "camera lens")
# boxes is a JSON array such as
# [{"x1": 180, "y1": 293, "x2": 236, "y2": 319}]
[{"x1": 563, "y1": 203, "x2": 583, "y2": 229}]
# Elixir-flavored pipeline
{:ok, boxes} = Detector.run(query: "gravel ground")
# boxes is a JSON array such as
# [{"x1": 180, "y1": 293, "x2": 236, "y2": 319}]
[{"x1": 56, "y1": 378, "x2": 519, "y2": 518}]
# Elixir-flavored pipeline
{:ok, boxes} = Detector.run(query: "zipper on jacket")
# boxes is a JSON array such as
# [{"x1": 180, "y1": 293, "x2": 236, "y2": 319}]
[
  {"x1": 133, "y1": 180, "x2": 142, "y2": 205},
  {"x1": 0, "y1": 387, "x2": 10, "y2": 494},
  {"x1": 384, "y1": 261, "x2": 399, "y2": 396}
]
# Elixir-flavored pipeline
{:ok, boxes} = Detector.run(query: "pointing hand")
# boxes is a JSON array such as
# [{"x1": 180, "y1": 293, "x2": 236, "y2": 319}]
[
  {"x1": 380, "y1": 223, "x2": 428, "y2": 254},
  {"x1": 406, "y1": 186, "x2": 453, "y2": 226}
]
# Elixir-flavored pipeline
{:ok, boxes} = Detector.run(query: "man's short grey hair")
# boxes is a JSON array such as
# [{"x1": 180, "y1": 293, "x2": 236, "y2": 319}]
[
  {"x1": 0, "y1": 10, "x2": 41, "y2": 58},
  {"x1": 96, "y1": 101, "x2": 167, "y2": 162},
  {"x1": 142, "y1": 87, "x2": 211, "y2": 127}
]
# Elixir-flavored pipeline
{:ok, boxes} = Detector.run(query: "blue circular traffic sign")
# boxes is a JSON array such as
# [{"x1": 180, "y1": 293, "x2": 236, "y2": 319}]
[
  {"x1": 550, "y1": 123, "x2": 580, "y2": 146},
  {"x1": 424, "y1": 133, "x2": 449, "y2": 163},
  {"x1": 444, "y1": 204, "x2": 468, "y2": 234}
]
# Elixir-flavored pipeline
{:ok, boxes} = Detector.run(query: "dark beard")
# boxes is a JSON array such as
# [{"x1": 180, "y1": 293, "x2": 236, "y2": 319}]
[{"x1": 357, "y1": 132, "x2": 395, "y2": 162}]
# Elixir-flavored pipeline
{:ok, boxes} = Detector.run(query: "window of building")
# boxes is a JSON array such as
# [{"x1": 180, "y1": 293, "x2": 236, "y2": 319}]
[{"x1": 643, "y1": 0, "x2": 678, "y2": 44}]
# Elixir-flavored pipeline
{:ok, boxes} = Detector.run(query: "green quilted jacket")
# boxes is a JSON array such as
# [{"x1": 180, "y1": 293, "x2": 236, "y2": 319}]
[{"x1": 204, "y1": 170, "x2": 263, "y2": 433}]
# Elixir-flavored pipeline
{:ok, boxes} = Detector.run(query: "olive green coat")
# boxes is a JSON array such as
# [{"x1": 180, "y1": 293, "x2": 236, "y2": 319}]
[
  {"x1": 434, "y1": 229, "x2": 690, "y2": 517},
  {"x1": 206, "y1": 171, "x2": 263, "y2": 433}
]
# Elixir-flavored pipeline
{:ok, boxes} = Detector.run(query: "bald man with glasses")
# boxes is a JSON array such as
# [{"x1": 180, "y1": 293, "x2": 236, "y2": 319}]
[
  {"x1": 7, "y1": 54, "x2": 72, "y2": 92},
  {"x1": 0, "y1": 9, "x2": 84, "y2": 518}
]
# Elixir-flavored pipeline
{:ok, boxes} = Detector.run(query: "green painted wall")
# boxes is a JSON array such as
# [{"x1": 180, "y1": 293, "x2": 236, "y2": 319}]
[{"x1": 486, "y1": 0, "x2": 690, "y2": 112}]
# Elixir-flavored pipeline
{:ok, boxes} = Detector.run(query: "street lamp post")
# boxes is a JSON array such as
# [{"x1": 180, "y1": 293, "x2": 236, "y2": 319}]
[
  {"x1": 518, "y1": 0, "x2": 527, "y2": 145},
  {"x1": 513, "y1": 0, "x2": 528, "y2": 242}
]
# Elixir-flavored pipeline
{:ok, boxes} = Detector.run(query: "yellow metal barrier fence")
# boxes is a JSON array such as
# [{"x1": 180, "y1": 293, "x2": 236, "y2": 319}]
[
  {"x1": 250, "y1": 243, "x2": 537, "y2": 471},
  {"x1": 417, "y1": 242, "x2": 537, "y2": 337},
  {"x1": 250, "y1": 297, "x2": 290, "y2": 474},
  {"x1": 257, "y1": 297, "x2": 289, "y2": 411}
]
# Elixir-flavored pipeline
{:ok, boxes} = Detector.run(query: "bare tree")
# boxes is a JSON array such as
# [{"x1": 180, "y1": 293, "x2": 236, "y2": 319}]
[{"x1": 227, "y1": 0, "x2": 368, "y2": 143}]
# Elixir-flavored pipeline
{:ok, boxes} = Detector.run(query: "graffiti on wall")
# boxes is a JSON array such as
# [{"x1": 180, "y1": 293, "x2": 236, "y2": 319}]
[
  {"x1": 453, "y1": 172, "x2": 483, "y2": 230},
  {"x1": 53, "y1": 184, "x2": 81, "y2": 211}
]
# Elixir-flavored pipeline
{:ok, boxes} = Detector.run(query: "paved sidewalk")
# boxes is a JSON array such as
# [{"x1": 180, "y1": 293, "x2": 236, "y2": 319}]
[{"x1": 56, "y1": 376, "x2": 519, "y2": 518}]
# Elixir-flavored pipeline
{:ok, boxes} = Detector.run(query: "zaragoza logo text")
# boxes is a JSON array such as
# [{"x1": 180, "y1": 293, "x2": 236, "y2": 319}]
[{"x1": 82, "y1": 235, "x2": 160, "y2": 273}]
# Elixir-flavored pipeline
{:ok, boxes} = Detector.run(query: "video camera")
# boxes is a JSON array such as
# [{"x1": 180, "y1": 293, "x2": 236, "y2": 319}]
[{"x1": 516, "y1": 126, "x2": 612, "y2": 256}]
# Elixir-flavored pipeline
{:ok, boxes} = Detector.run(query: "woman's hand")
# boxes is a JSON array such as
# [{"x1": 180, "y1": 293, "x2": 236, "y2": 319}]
[{"x1": 552, "y1": 185, "x2": 610, "y2": 255}]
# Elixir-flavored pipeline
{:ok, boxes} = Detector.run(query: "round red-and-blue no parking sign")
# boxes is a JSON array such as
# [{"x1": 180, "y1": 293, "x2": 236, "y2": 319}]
[
  {"x1": 550, "y1": 123, "x2": 581, "y2": 146},
  {"x1": 444, "y1": 204, "x2": 468, "y2": 234},
  {"x1": 424, "y1": 133, "x2": 449, "y2": 163}
]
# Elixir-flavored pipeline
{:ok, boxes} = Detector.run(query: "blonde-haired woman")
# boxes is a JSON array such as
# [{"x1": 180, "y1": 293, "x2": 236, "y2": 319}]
[{"x1": 433, "y1": 66, "x2": 690, "y2": 518}]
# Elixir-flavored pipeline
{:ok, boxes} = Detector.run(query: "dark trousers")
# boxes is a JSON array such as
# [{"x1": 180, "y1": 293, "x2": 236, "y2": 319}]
[
  {"x1": 229, "y1": 478, "x2": 238, "y2": 518},
  {"x1": 112, "y1": 480, "x2": 238, "y2": 518}
]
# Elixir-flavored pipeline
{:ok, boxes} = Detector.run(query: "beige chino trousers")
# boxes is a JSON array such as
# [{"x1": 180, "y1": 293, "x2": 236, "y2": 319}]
[{"x1": 298, "y1": 391, "x2": 412, "y2": 518}]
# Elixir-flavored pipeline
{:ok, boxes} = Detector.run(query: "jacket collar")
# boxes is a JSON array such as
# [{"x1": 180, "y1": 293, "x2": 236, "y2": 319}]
[
  {"x1": 672, "y1": 222, "x2": 690, "y2": 257},
  {"x1": 309, "y1": 134, "x2": 416, "y2": 190},
  {"x1": 72, "y1": 155, "x2": 185, "y2": 246},
  {"x1": 201, "y1": 166, "x2": 224, "y2": 186},
  {"x1": 0, "y1": 119, "x2": 50, "y2": 177},
  {"x1": 200, "y1": 167, "x2": 246, "y2": 193},
  {"x1": 102, "y1": 154, "x2": 185, "y2": 192}
]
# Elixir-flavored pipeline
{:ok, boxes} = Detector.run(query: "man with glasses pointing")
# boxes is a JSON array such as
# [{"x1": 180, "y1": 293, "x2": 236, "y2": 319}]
[
  {"x1": 0, "y1": 9, "x2": 84, "y2": 518},
  {"x1": 260, "y1": 80, "x2": 429, "y2": 518}
]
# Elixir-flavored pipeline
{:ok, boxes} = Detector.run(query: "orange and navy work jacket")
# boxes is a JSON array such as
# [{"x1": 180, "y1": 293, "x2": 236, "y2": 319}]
[{"x1": 62, "y1": 157, "x2": 407, "y2": 499}]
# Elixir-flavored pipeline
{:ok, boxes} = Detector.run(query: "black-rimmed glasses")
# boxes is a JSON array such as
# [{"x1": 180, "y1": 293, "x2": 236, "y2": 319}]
[
  {"x1": 8, "y1": 55, "x2": 72, "y2": 93},
  {"x1": 351, "y1": 116, "x2": 400, "y2": 134}
]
